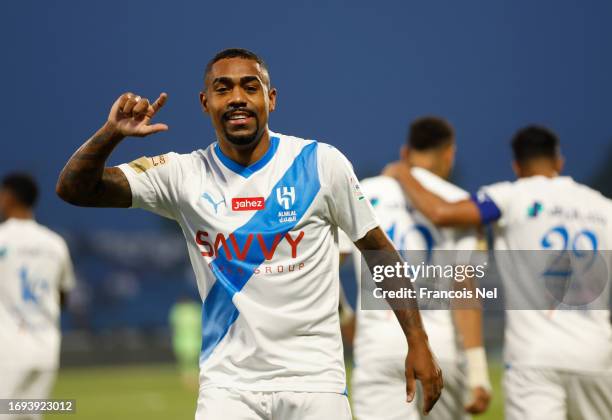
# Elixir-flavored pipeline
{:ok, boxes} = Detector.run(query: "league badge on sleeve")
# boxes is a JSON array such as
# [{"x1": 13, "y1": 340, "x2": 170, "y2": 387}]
[
  {"x1": 128, "y1": 154, "x2": 169, "y2": 174},
  {"x1": 350, "y1": 176, "x2": 365, "y2": 201}
]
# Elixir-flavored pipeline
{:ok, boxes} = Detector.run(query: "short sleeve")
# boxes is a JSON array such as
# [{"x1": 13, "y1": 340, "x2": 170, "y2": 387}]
[
  {"x1": 359, "y1": 176, "x2": 406, "y2": 236},
  {"x1": 117, "y1": 152, "x2": 183, "y2": 219},
  {"x1": 471, "y1": 181, "x2": 514, "y2": 225},
  {"x1": 319, "y1": 145, "x2": 379, "y2": 241},
  {"x1": 59, "y1": 242, "x2": 76, "y2": 292},
  {"x1": 338, "y1": 230, "x2": 354, "y2": 254}
]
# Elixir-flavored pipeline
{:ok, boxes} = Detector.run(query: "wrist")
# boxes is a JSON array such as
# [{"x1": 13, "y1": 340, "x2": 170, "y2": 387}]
[
  {"x1": 100, "y1": 121, "x2": 125, "y2": 143},
  {"x1": 406, "y1": 327, "x2": 429, "y2": 346},
  {"x1": 466, "y1": 347, "x2": 491, "y2": 390}
]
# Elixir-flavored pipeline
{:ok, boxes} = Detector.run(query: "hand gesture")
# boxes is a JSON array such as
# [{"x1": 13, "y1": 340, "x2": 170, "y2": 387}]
[
  {"x1": 405, "y1": 341, "x2": 444, "y2": 416},
  {"x1": 107, "y1": 92, "x2": 168, "y2": 137}
]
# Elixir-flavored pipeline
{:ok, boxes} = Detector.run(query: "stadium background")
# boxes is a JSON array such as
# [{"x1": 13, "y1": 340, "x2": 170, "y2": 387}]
[{"x1": 2, "y1": 1, "x2": 611, "y2": 418}]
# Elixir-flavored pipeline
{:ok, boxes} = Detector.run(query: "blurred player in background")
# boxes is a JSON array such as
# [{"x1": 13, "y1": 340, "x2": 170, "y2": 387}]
[
  {"x1": 340, "y1": 117, "x2": 491, "y2": 420},
  {"x1": 169, "y1": 296, "x2": 202, "y2": 389},
  {"x1": 0, "y1": 173, "x2": 76, "y2": 418},
  {"x1": 386, "y1": 125, "x2": 612, "y2": 419},
  {"x1": 56, "y1": 48, "x2": 443, "y2": 419}
]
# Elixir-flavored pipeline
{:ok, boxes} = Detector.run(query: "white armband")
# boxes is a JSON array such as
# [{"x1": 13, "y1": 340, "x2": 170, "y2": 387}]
[{"x1": 466, "y1": 347, "x2": 491, "y2": 390}]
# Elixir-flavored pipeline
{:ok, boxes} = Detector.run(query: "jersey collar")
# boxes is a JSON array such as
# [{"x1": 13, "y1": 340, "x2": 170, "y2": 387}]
[{"x1": 214, "y1": 134, "x2": 280, "y2": 178}]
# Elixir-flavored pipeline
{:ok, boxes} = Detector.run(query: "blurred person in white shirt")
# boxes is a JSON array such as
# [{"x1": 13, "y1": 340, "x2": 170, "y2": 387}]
[{"x1": 0, "y1": 173, "x2": 76, "y2": 419}]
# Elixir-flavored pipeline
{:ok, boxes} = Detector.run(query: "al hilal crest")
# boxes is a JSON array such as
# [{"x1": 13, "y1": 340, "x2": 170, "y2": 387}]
[{"x1": 276, "y1": 186, "x2": 296, "y2": 210}]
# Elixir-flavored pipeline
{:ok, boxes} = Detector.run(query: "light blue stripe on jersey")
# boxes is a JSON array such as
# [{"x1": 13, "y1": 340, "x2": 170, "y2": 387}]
[
  {"x1": 214, "y1": 136, "x2": 280, "y2": 178},
  {"x1": 200, "y1": 141, "x2": 321, "y2": 363}
]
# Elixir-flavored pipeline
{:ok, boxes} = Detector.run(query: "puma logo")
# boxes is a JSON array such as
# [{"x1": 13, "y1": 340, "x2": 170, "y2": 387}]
[{"x1": 202, "y1": 192, "x2": 226, "y2": 214}]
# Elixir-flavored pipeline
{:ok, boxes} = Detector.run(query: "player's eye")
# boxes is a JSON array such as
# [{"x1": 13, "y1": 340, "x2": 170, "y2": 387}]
[
  {"x1": 214, "y1": 86, "x2": 229, "y2": 93},
  {"x1": 245, "y1": 85, "x2": 259, "y2": 93}
]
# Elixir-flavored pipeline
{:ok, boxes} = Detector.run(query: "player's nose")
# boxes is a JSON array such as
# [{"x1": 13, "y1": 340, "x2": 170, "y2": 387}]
[{"x1": 228, "y1": 87, "x2": 248, "y2": 107}]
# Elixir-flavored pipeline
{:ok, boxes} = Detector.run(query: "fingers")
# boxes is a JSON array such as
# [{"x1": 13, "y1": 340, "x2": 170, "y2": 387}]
[
  {"x1": 421, "y1": 381, "x2": 440, "y2": 415},
  {"x1": 118, "y1": 93, "x2": 139, "y2": 115},
  {"x1": 149, "y1": 92, "x2": 168, "y2": 116},
  {"x1": 132, "y1": 97, "x2": 150, "y2": 119},
  {"x1": 124, "y1": 95, "x2": 140, "y2": 115},
  {"x1": 118, "y1": 93, "x2": 167, "y2": 119},
  {"x1": 422, "y1": 369, "x2": 443, "y2": 416},
  {"x1": 116, "y1": 93, "x2": 132, "y2": 112},
  {"x1": 382, "y1": 161, "x2": 404, "y2": 178},
  {"x1": 464, "y1": 401, "x2": 479, "y2": 414},
  {"x1": 405, "y1": 365, "x2": 416, "y2": 403},
  {"x1": 140, "y1": 123, "x2": 169, "y2": 136},
  {"x1": 111, "y1": 92, "x2": 169, "y2": 137},
  {"x1": 465, "y1": 398, "x2": 488, "y2": 414},
  {"x1": 464, "y1": 387, "x2": 491, "y2": 414}
]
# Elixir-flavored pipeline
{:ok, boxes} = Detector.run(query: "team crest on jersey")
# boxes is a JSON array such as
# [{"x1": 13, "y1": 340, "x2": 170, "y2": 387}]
[
  {"x1": 528, "y1": 201, "x2": 543, "y2": 218},
  {"x1": 276, "y1": 186, "x2": 295, "y2": 209},
  {"x1": 276, "y1": 186, "x2": 297, "y2": 223}
]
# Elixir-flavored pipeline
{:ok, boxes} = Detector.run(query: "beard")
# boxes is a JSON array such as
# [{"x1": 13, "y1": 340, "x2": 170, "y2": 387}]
[{"x1": 223, "y1": 120, "x2": 261, "y2": 147}]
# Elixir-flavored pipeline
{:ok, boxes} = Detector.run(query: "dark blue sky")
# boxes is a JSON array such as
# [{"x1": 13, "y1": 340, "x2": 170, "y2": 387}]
[{"x1": 2, "y1": 1, "x2": 611, "y2": 230}]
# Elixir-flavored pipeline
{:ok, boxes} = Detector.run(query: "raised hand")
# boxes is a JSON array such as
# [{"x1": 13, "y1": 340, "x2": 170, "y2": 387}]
[{"x1": 108, "y1": 92, "x2": 169, "y2": 137}]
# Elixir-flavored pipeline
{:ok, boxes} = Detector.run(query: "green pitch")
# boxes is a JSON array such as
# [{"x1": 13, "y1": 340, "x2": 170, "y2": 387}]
[{"x1": 48, "y1": 362, "x2": 504, "y2": 419}]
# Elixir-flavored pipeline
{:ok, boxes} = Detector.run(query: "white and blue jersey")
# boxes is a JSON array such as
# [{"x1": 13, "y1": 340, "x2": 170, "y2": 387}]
[
  {"x1": 0, "y1": 219, "x2": 75, "y2": 370},
  {"x1": 342, "y1": 169, "x2": 477, "y2": 369},
  {"x1": 471, "y1": 176, "x2": 612, "y2": 372},
  {"x1": 340, "y1": 169, "x2": 478, "y2": 420},
  {"x1": 119, "y1": 130, "x2": 379, "y2": 392}
]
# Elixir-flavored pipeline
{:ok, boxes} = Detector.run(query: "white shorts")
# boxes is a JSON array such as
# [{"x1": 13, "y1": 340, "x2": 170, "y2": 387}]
[
  {"x1": 195, "y1": 387, "x2": 352, "y2": 420},
  {"x1": 351, "y1": 359, "x2": 469, "y2": 420},
  {"x1": 504, "y1": 366, "x2": 612, "y2": 420},
  {"x1": 0, "y1": 367, "x2": 56, "y2": 420}
]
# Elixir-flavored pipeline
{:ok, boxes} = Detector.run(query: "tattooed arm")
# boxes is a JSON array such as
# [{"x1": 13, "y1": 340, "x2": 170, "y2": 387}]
[
  {"x1": 355, "y1": 227, "x2": 443, "y2": 415},
  {"x1": 56, "y1": 124, "x2": 131, "y2": 207},
  {"x1": 56, "y1": 92, "x2": 168, "y2": 207}
]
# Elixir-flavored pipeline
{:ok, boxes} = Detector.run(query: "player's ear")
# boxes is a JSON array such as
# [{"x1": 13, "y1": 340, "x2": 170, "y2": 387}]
[
  {"x1": 446, "y1": 142, "x2": 456, "y2": 160},
  {"x1": 199, "y1": 91, "x2": 209, "y2": 114},
  {"x1": 268, "y1": 87, "x2": 277, "y2": 112},
  {"x1": 400, "y1": 145, "x2": 410, "y2": 162},
  {"x1": 443, "y1": 143, "x2": 456, "y2": 172},
  {"x1": 555, "y1": 155, "x2": 565, "y2": 174},
  {"x1": 511, "y1": 160, "x2": 522, "y2": 178},
  {"x1": 0, "y1": 191, "x2": 7, "y2": 216},
  {"x1": 0, "y1": 190, "x2": 14, "y2": 217}
]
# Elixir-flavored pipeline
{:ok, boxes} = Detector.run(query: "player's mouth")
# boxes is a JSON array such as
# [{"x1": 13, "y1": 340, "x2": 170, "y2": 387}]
[{"x1": 224, "y1": 110, "x2": 256, "y2": 127}]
